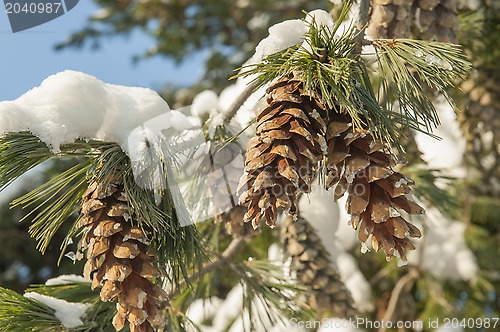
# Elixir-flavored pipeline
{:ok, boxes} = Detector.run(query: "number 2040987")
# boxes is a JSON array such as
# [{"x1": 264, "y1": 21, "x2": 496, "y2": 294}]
[{"x1": 5, "y1": 2, "x2": 62, "y2": 14}]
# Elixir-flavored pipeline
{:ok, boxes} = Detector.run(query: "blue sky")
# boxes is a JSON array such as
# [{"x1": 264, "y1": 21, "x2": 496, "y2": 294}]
[{"x1": 0, "y1": 1, "x2": 202, "y2": 101}]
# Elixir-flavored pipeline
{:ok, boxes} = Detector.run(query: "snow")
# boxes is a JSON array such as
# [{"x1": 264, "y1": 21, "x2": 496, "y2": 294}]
[
  {"x1": 191, "y1": 90, "x2": 220, "y2": 117},
  {"x1": 249, "y1": 9, "x2": 336, "y2": 65},
  {"x1": 24, "y1": 292, "x2": 91, "y2": 328},
  {"x1": 414, "y1": 96, "x2": 466, "y2": 171},
  {"x1": 336, "y1": 252, "x2": 374, "y2": 313},
  {"x1": 185, "y1": 297, "x2": 223, "y2": 327},
  {"x1": 0, "y1": 70, "x2": 174, "y2": 153},
  {"x1": 407, "y1": 207, "x2": 478, "y2": 282},
  {"x1": 45, "y1": 274, "x2": 90, "y2": 286},
  {"x1": 251, "y1": 19, "x2": 308, "y2": 64},
  {"x1": 298, "y1": 184, "x2": 357, "y2": 255},
  {"x1": 304, "y1": 9, "x2": 335, "y2": 32},
  {"x1": 299, "y1": 182, "x2": 340, "y2": 236}
]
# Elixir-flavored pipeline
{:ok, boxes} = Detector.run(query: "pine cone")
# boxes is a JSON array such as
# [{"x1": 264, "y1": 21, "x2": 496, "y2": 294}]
[
  {"x1": 460, "y1": 71, "x2": 500, "y2": 196},
  {"x1": 367, "y1": 0, "x2": 460, "y2": 42},
  {"x1": 324, "y1": 111, "x2": 423, "y2": 261},
  {"x1": 238, "y1": 74, "x2": 327, "y2": 228},
  {"x1": 415, "y1": 0, "x2": 460, "y2": 43},
  {"x1": 78, "y1": 170, "x2": 168, "y2": 332},
  {"x1": 367, "y1": 0, "x2": 413, "y2": 39},
  {"x1": 282, "y1": 216, "x2": 356, "y2": 318}
]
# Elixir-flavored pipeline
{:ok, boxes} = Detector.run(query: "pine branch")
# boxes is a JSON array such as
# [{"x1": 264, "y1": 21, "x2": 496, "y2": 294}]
[
  {"x1": 170, "y1": 237, "x2": 247, "y2": 297},
  {"x1": 372, "y1": 38, "x2": 471, "y2": 133},
  {"x1": 379, "y1": 268, "x2": 419, "y2": 332},
  {"x1": 222, "y1": 81, "x2": 259, "y2": 124},
  {"x1": 0, "y1": 287, "x2": 68, "y2": 332},
  {"x1": 12, "y1": 160, "x2": 91, "y2": 255},
  {"x1": 230, "y1": 259, "x2": 315, "y2": 329},
  {"x1": 26, "y1": 282, "x2": 123, "y2": 332}
]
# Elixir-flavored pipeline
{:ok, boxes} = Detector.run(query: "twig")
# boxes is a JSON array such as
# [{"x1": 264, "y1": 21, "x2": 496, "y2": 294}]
[
  {"x1": 379, "y1": 268, "x2": 419, "y2": 332},
  {"x1": 170, "y1": 237, "x2": 247, "y2": 296},
  {"x1": 222, "y1": 81, "x2": 259, "y2": 124}
]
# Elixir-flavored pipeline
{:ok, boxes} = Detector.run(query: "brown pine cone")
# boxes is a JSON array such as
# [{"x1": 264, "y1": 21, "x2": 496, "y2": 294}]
[
  {"x1": 238, "y1": 74, "x2": 328, "y2": 228},
  {"x1": 324, "y1": 111, "x2": 423, "y2": 261},
  {"x1": 282, "y1": 215, "x2": 356, "y2": 318},
  {"x1": 460, "y1": 71, "x2": 500, "y2": 196},
  {"x1": 416, "y1": 0, "x2": 460, "y2": 43},
  {"x1": 77, "y1": 169, "x2": 168, "y2": 332},
  {"x1": 367, "y1": 0, "x2": 413, "y2": 39}
]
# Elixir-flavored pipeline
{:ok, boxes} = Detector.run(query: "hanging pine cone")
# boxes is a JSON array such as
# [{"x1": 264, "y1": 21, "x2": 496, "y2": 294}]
[
  {"x1": 238, "y1": 74, "x2": 327, "y2": 228},
  {"x1": 367, "y1": 0, "x2": 413, "y2": 39},
  {"x1": 460, "y1": 70, "x2": 500, "y2": 196},
  {"x1": 415, "y1": 0, "x2": 460, "y2": 43},
  {"x1": 367, "y1": 0, "x2": 460, "y2": 42},
  {"x1": 77, "y1": 168, "x2": 168, "y2": 332},
  {"x1": 282, "y1": 215, "x2": 356, "y2": 318},
  {"x1": 324, "y1": 111, "x2": 423, "y2": 261}
]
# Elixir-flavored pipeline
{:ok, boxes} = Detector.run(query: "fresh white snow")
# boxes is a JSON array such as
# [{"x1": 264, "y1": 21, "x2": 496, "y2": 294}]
[
  {"x1": 414, "y1": 95, "x2": 466, "y2": 171},
  {"x1": 24, "y1": 292, "x2": 91, "y2": 328},
  {"x1": 249, "y1": 9, "x2": 336, "y2": 65},
  {"x1": 0, "y1": 70, "x2": 174, "y2": 153},
  {"x1": 407, "y1": 206, "x2": 478, "y2": 282},
  {"x1": 250, "y1": 19, "x2": 308, "y2": 65},
  {"x1": 45, "y1": 274, "x2": 90, "y2": 286},
  {"x1": 191, "y1": 90, "x2": 220, "y2": 117}
]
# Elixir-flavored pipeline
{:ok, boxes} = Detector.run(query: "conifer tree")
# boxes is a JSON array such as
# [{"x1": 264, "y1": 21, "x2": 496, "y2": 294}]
[{"x1": 1, "y1": 1, "x2": 498, "y2": 332}]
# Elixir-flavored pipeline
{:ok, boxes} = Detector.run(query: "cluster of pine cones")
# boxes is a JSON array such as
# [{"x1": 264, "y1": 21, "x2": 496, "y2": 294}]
[{"x1": 238, "y1": 74, "x2": 423, "y2": 261}]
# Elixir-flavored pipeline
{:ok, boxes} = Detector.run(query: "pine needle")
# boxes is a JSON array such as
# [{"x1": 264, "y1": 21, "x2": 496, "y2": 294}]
[
  {"x1": 12, "y1": 160, "x2": 91, "y2": 254},
  {"x1": 373, "y1": 38, "x2": 471, "y2": 133},
  {"x1": 0, "y1": 287, "x2": 66, "y2": 332}
]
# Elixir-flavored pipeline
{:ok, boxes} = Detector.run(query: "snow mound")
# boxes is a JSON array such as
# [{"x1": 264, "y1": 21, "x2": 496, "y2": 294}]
[
  {"x1": 408, "y1": 207, "x2": 478, "y2": 282},
  {"x1": 0, "y1": 70, "x2": 172, "y2": 153},
  {"x1": 24, "y1": 292, "x2": 90, "y2": 328},
  {"x1": 45, "y1": 274, "x2": 90, "y2": 286},
  {"x1": 250, "y1": 9, "x2": 335, "y2": 64},
  {"x1": 414, "y1": 95, "x2": 465, "y2": 171},
  {"x1": 191, "y1": 90, "x2": 219, "y2": 117}
]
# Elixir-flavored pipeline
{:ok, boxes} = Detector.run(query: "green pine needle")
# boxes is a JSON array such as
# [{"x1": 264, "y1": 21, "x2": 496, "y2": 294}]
[
  {"x1": 236, "y1": 9, "x2": 470, "y2": 151},
  {"x1": 373, "y1": 38, "x2": 471, "y2": 132},
  {"x1": 234, "y1": 259, "x2": 315, "y2": 329},
  {"x1": 0, "y1": 132, "x2": 52, "y2": 191},
  {"x1": 26, "y1": 282, "x2": 121, "y2": 332},
  {"x1": 0, "y1": 287, "x2": 67, "y2": 332},
  {"x1": 236, "y1": 17, "x2": 404, "y2": 148},
  {"x1": 90, "y1": 145, "x2": 205, "y2": 286},
  {"x1": 12, "y1": 160, "x2": 91, "y2": 255}
]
